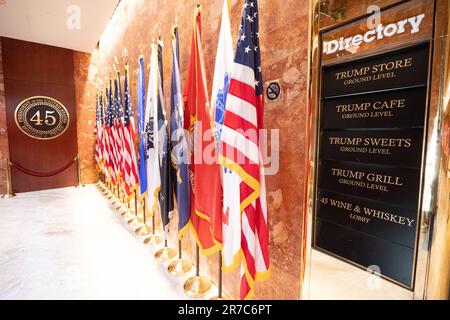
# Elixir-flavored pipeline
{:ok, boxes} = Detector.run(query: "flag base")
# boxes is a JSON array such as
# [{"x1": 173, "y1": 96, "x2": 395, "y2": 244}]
[
  {"x1": 135, "y1": 225, "x2": 153, "y2": 236},
  {"x1": 105, "y1": 191, "x2": 114, "y2": 199},
  {"x1": 120, "y1": 210, "x2": 135, "y2": 221},
  {"x1": 155, "y1": 246, "x2": 177, "y2": 263},
  {"x1": 126, "y1": 216, "x2": 144, "y2": 226},
  {"x1": 209, "y1": 296, "x2": 223, "y2": 300},
  {"x1": 113, "y1": 201, "x2": 123, "y2": 210},
  {"x1": 168, "y1": 258, "x2": 193, "y2": 277},
  {"x1": 1, "y1": 193, "x2": 16, "y2": 199},
  {"x1": 183, "y1": 276, "x2": 212, "y2": 298},
  {"x1": 143, "y1": 234, "x2": 163, "y2": 247}
]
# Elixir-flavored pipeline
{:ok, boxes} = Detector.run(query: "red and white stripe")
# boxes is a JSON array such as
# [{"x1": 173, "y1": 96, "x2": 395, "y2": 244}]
[
  {"x1": 221, "y1": 61, "x2": 269, "y2": 300},
  {"x1": 122, "y1": 115, "x2": 139, "y2": 198}
]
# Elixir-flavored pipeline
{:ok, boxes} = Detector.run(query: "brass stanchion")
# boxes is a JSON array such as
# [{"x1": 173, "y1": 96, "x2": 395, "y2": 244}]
[
  {"x1": 210, "y1": 251, "x2": 223, "y2": 300},
  {"x1": 183, "y1": 245, "x2": 212, "y2": 298},
  {"x1": 75, "y1": 154, "x2": 85, "y2": 188},
  {"x1": 168, "y1": 239, "x2": 193, "y2": 277},
  {"x1": 1, "y1": 158, "x2": 16, "y2": 199},
  {"x1": 143, "y1": 213, "x2": 162, "y2": 247},
  {"x1": 135, "y1": 199, "x2": 153, "y2": 236},
  {"x1": 155, "y1": 239, "x2": 177, "y2": 263}
]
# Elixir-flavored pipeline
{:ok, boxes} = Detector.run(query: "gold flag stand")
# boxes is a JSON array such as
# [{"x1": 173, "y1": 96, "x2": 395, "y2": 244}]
[
  {"x1": 105, "y1": 182, "x2": 114, "y2": 199},
  {"x1": 168, "y1": 240, "x2": 193, "y2": 277},
  {"x1": 126, "y1": 192, "x2": 144, "y2": 226},
  {"x1": 111, "y1": 184, "x2": 121, "y2": 207},
  {"x1": 155, "y1": 239, "x2": 177, "y2": 263},
  {"x1": 143, "y1": 213, "x2": 162, "y2": 247},
  {"x1": 1, "y1": 158, "x2": 16, "y2": 199},
  {"x1": 210, "y1": 251, "x2": 223, "y2": 300},
  {"x1": 183, "y1": 245, "x2": 212, "y2": 298},
  {"x1": 135, "y1": 199, "x2": 153, "y2": 236}
]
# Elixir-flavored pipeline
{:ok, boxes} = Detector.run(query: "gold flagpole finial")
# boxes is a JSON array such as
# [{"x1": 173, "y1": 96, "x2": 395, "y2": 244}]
[{"x1": 114, "y1": 56, "x2": 120, "y2": 75}]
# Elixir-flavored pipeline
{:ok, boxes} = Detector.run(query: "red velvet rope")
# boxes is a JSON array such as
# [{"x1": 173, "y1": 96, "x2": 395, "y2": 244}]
[{"x1": 10, "y1": 156, "x2": 78, "y2": 178}]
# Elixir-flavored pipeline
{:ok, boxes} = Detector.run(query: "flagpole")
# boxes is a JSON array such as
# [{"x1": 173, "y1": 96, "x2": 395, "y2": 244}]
[
  {"x1": 135, "y1": 197, "x2": 153, "y2": 236},
  {"x1": 155, "y1": 238, "x2": 177, "y2": 263},
  {"x1": 106, "y1": 181, "x2": 113, "y2": 199},
  {"x1": 210, "y1": 251, "x2": 224, "y2": 300},
  {"x1": 126, "y1": 191, "x2": 143, "y2": 226},
  {"x1": 143, "y1": 209, "x2": 162, "y2": 247},
  {"x1": 168, "y1": 239, "x2": 193, "y2": 277},
  {"x1": 183, "y1": 244, "x2": 212, "y2": 298}
]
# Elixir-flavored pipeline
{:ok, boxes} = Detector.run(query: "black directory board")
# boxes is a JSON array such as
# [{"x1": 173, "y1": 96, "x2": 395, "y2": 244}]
[
  {"x1": 314, "y1": 43, "x2": 430, "y2": 288},
  {"x1": 322, "y1": 44, "x2": 429, "y2": 98},
  {"x1": 321, "y1": 87, "x2": 427, "y2": 129}
]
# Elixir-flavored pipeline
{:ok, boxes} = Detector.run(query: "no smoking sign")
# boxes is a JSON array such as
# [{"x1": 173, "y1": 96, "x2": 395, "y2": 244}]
[{"x1": 265, "y1": 80, "x2": 282, "y2": 103}]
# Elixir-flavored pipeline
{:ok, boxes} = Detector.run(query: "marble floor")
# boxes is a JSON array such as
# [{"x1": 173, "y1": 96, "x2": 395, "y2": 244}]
[{"x1": 0, "y1": 185, "x2": 213, "y2": 300}]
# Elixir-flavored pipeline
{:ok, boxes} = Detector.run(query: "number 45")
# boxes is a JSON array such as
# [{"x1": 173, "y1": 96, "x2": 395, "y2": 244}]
[{"x1": 30, "y1": 110, "x2": 57, "y2": 126}]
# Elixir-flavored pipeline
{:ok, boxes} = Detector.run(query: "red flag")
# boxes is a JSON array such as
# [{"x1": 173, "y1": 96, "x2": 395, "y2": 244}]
[{"x1": 183, "y1": 6, "x2": 222, "y2": 255}]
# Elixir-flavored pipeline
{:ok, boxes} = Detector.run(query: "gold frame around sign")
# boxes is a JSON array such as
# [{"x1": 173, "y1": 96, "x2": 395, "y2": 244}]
[
  {"x1": 312, "y1": 41, "x2": 433, "y2": 292},
  {"x1": 301, "y1": 0, "x2": 443, "y2": 300},
  {"x1": 14, "y1": 96, "x2": 71, "y2": 141}
]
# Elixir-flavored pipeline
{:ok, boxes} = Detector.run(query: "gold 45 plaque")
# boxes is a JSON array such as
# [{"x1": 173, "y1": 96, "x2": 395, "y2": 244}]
[{"x1": 15, "y1": 96, "x2": 70, "y2": 140}]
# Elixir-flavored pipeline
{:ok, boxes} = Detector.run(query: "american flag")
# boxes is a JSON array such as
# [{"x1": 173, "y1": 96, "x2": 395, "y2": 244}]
[
  {"x1": 122, "y1": 63, "x2": 139, "y2": 200},
  {"x1": 113, "y1": 73, "x2": 125, "y2": 183},
  {"x1": 102, "y1": 88, "x2": 110, "y2": 181},
  {"x1": 108, "y1": 77, "x2": 119, "y2": 186},
  {"x1": 94, "y1": 93, "x2": 101, "y2": 170},
  {"x1": 220, "y1": 0, "x2": 269, "y2": 300}
]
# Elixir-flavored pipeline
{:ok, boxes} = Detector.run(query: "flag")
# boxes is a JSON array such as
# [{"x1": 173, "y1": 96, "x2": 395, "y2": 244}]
[
  {"x1": 145, "y1": 43, "x2": 161, "y2": 216},
  {"x1": 114, "y1": 69, "x2": 125, "y2": 185},
  {"x1": 94, "y1": 94, "x2": 101, "y2": 171},
  {"x1": 122, "y1": 63, "x2": 139, "y2": 200},
  {"x1": 137, "y1": 55, "x2": 147, "y2": 199},
  {"x1": 102, "y1": 88, "x2": 110, "y2": 180},
  {"x1": 107, "y1": 79, "x2": 118, "y2": 186},
  {"x1": 211, "y1": 0, "x2": 241, "y2": 272},
  {"x1": 220, "y1": 0, "x2": 269, "y2": 300},
  {"x1": 170, "y1": 25, "x2": 191, "y2": 238},
  {"x1": 157, "y1": 38, "x2": 174, "y2": 235},
  {"x1": 98, "y1": 93, "x2": 105, "y2": 174},
  {"x1": 183, "y1": 6, "x2": 222, "y2": 255}
]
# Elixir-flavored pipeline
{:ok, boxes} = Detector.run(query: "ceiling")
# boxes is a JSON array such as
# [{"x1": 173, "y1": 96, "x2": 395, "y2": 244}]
[{"x1": 0, "y1": 0, "x2": 119, "y2": 53}]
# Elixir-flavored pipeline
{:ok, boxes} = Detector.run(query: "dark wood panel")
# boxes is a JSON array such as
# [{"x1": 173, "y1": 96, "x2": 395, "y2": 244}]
[
  {"x1": 2, "y1": 38, "x2": 78, "y2": 193},
  {"x1": 1, "y1": 37, "x2": 75, "y2": 85}
]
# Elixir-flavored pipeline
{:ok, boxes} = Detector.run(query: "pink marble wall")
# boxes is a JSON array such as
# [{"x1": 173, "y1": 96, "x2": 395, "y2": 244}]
[
  {"x1": 0, "y1": 39, "x2": 10, "y2": 195},
  {"x1": 83, "y1": 0, "x2": 308, "y2": 299},
  {"x1": 74, "y1": 51, "x2": 100, "y2": 185}
]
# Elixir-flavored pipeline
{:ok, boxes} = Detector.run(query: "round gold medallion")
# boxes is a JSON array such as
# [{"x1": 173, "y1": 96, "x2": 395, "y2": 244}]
[{"x1": 15, "y1": 96, "x2": 70, "y2": 140}]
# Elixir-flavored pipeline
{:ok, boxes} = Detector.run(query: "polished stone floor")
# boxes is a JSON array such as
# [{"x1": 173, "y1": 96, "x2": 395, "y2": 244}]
[{"x1": 0, "y1": 185, "x2": 209, "y2": 300}]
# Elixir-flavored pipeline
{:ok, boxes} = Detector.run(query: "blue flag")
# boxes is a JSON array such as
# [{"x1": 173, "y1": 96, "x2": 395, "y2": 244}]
[
  {"x1": 137, "y1": 55, "x2": 147, "y2": 198},
  {"x1": 170, "y1": 27, "x2": 190, "y2": 237}
]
